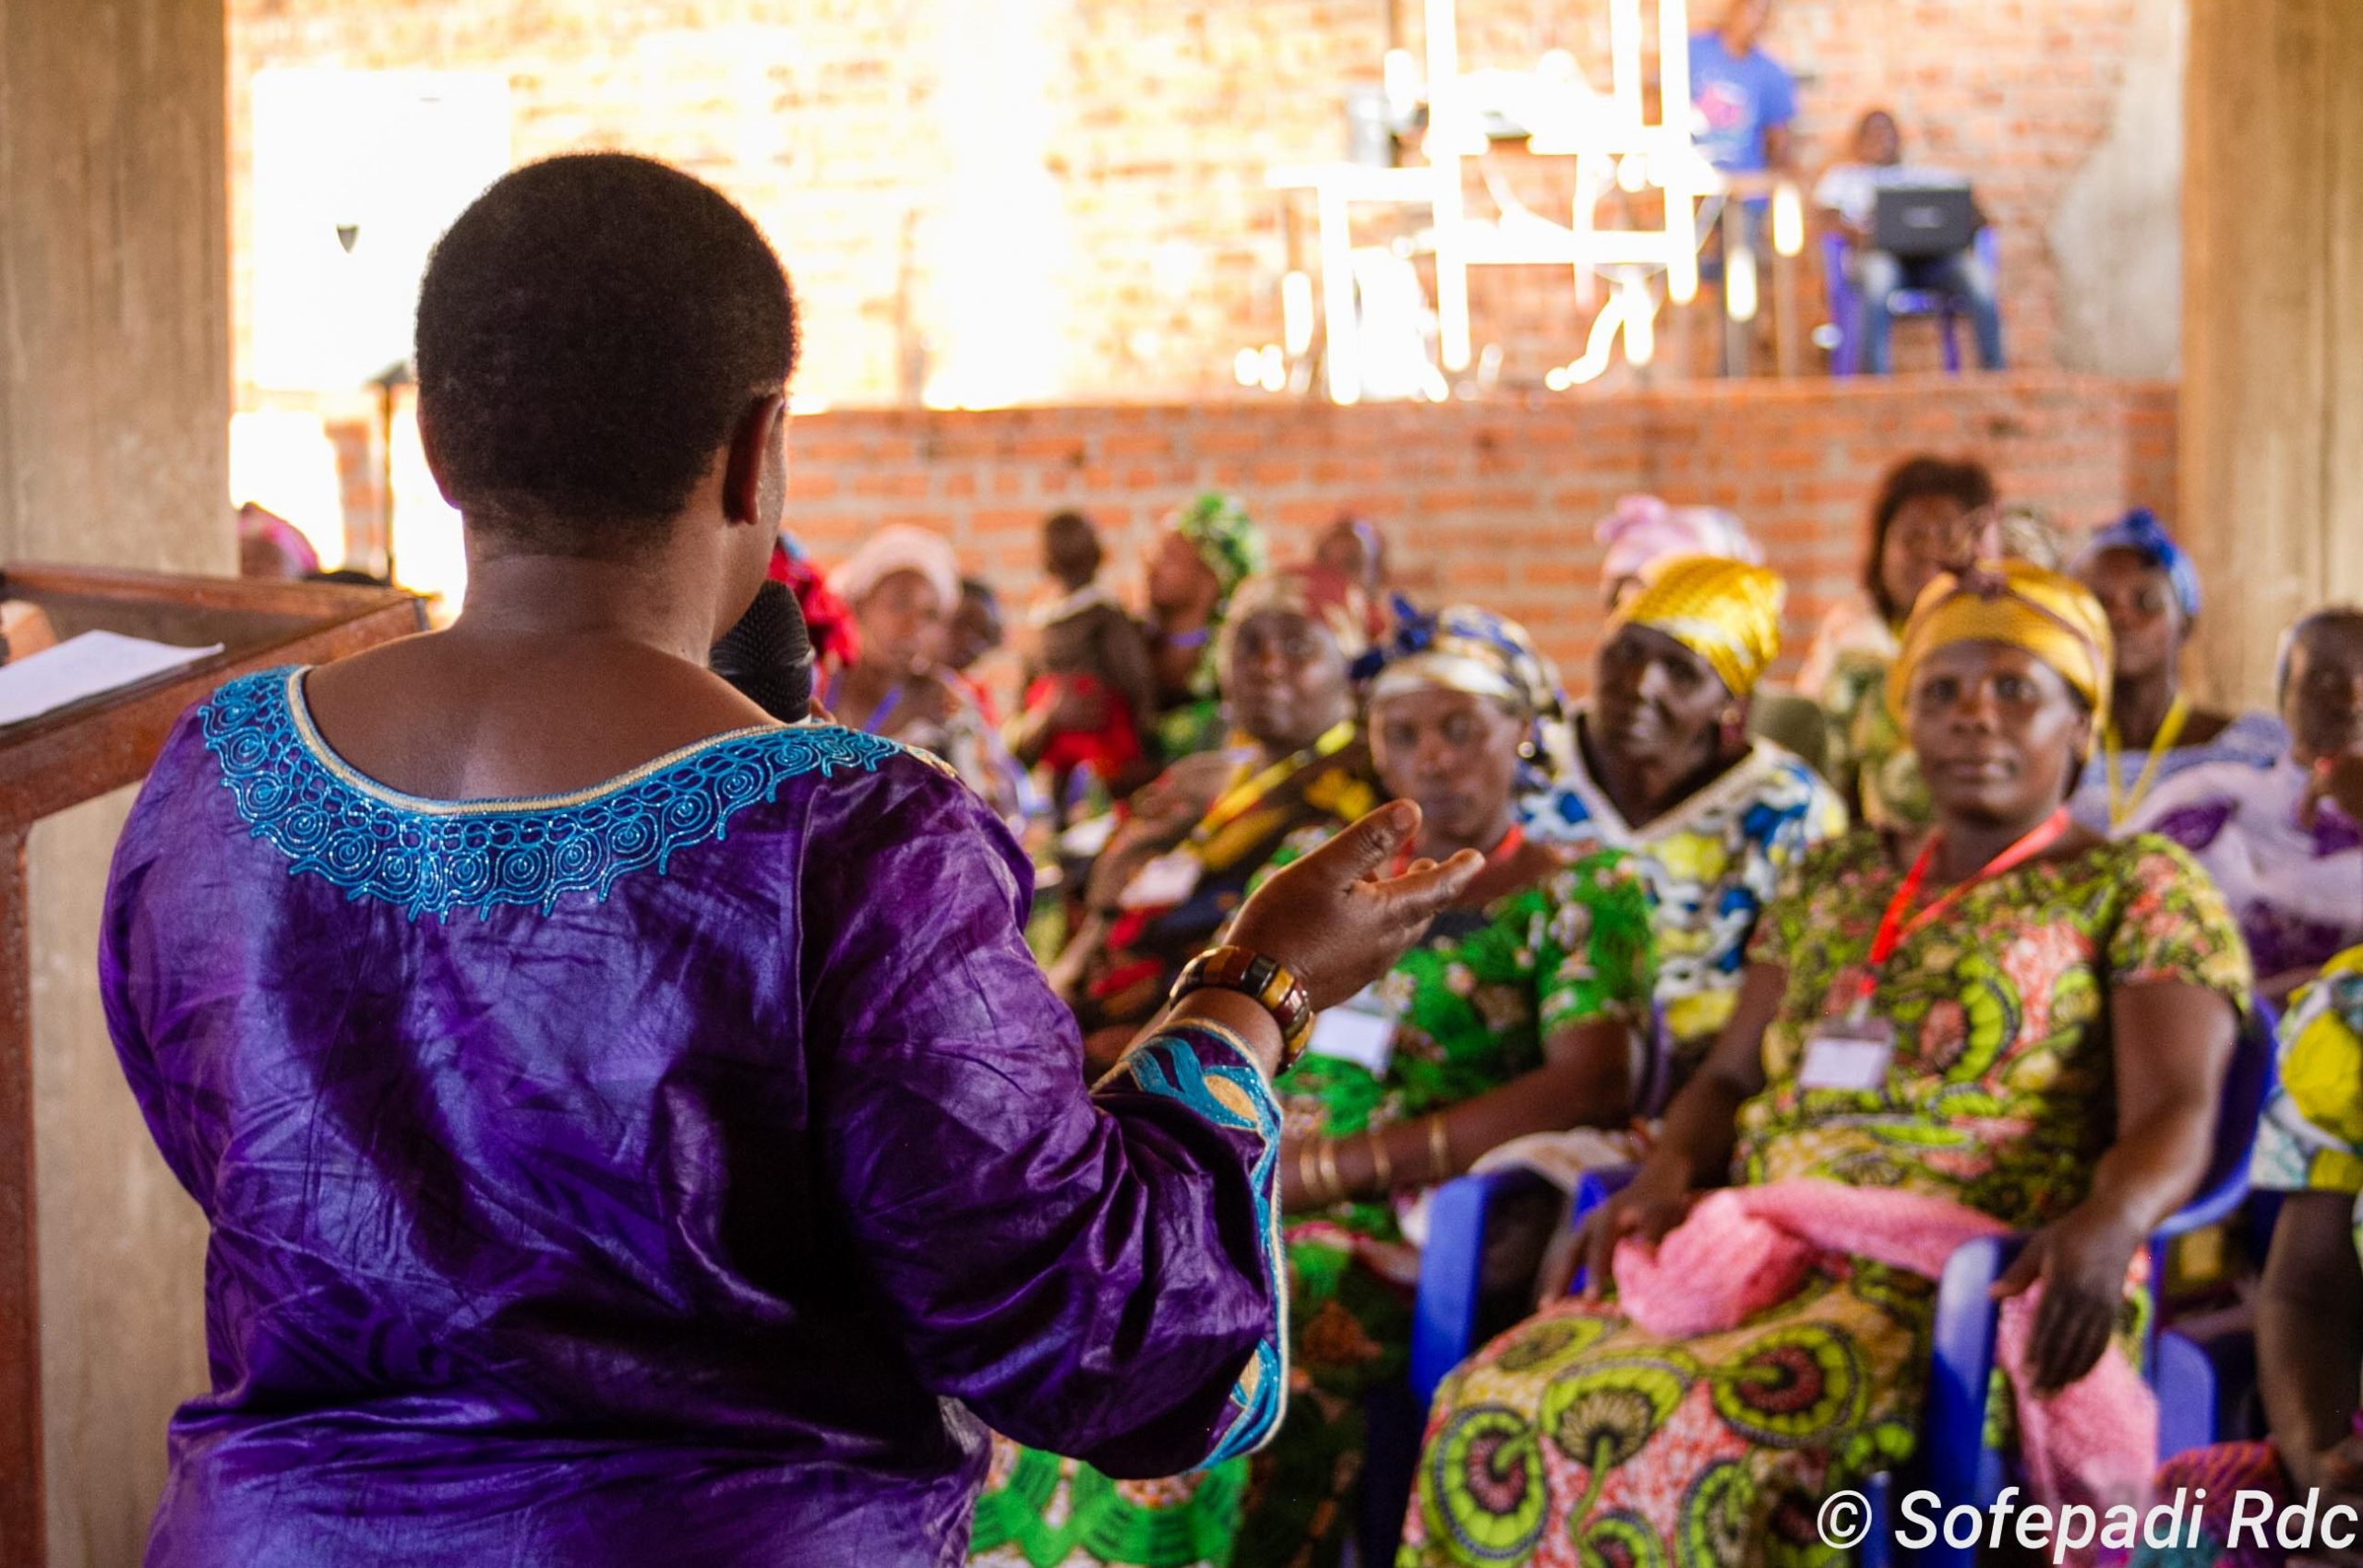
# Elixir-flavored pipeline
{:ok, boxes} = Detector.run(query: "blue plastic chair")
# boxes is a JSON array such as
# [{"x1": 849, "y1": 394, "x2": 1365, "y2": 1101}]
[
  {"x1": 1406, "y1": 999, "x2": 2278, "y2": 1567},
  {"x1": 2148, "y1": 1031, "x2": 2285, "y2": 1461},
  {"x1": 1823, "y1": 228, "x2": 2000, "y2": 377}
]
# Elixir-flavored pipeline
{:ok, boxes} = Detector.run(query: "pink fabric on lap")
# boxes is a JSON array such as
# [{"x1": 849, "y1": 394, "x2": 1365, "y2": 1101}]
[{"x1": 1613, "y1": 1178, "x2": 2157, "y2": 1525}]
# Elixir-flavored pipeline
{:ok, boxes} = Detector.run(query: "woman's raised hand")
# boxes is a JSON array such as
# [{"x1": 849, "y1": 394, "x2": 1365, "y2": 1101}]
[{"x1": 1226, "y1": 800, "x2": 1482, "y2": 1011}]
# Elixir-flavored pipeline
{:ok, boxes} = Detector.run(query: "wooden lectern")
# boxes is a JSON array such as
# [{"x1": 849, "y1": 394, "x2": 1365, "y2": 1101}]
[{"x1": 0, "y1": 564, "x2": 425, "y2": 1565}]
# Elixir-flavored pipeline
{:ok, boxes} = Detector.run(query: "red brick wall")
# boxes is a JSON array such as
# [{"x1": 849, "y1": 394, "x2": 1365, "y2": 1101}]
[
  {"x1": 771, "y1": 370, "x2": 2174, "y2": 687},
  {"x1": 231, "y1": 0, "x2": 2161, "y2": 407}
]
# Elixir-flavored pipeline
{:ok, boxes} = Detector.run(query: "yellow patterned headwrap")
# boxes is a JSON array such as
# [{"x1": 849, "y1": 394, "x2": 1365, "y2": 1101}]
[
  {"x1": 1885, "y1": 559, "x2": 2115, "y2": 727},
  {"x1": 1608, "y1": 554, "x2": 1786, "y2": 698}
]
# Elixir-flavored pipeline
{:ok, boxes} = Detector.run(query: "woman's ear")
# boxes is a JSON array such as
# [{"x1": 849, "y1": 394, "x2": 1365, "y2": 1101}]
[
  {"x1": 723, "y1": 392, "x2": 788, "y2": 528},
  {"x1": 414, "y1": 398, "x2": 458, "y2": 509},
  {"x1": 1721, "y1": 691, "x2": 1753, "y2": 749},
  {"x1": 2066, "y1": 705, "x2": 2096, "y2": 772}
]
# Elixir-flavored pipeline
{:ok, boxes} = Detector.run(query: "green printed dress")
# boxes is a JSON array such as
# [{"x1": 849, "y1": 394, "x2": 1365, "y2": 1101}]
[
  {"x1": 1818, "y1": 649, "x2": 1931, "y2": 834},
  {"x1": 1401, "y1": 832, "x2": 2252, "y2": 1568},
  {"x1": 2133, "y1": 944, "x2": 2363, "y2": 1568},
  {"x1": 971, "y1": 846, "x2": 1653, "y2": 1568}
]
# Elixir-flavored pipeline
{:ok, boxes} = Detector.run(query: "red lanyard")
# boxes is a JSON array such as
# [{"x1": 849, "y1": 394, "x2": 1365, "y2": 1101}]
[
  {"x1": 1393, "y1": 822, "x2": 1523, "y2": 879},
  {"x1": 1855, "y1": 807, "x2": 2072, "y2": 1007}
]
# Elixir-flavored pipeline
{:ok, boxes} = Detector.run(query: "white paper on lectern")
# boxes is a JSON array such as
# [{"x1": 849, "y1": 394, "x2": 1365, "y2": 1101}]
[{"x1": 0, "y1": 631, "x2": 223, "y2": 727}]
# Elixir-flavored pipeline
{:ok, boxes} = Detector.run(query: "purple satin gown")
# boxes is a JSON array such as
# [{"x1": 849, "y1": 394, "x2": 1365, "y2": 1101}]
[{"x1": 98, "y1": 669, "x2": 1284, "y2": 1567}]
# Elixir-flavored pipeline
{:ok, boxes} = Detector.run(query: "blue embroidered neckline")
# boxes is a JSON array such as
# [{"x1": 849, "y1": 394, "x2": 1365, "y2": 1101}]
[{"x1": 201, "y1": 667, "x2": 902, "y2": 920}]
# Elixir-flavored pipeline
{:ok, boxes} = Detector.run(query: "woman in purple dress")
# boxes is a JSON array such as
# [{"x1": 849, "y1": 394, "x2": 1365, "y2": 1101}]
[
  {"x1": 2122, "y1": 606, "x2": 2363, "y2": 1002},
  {"x1": 98, "y1": 155, "x2": 1479, "y2": 1568}
]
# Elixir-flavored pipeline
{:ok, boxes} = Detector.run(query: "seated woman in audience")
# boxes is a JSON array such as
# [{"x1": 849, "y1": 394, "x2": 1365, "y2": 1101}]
[
  {"x1": 1015, "y1": 510, "x2": 1162, "y2": 815},
  {"x1": 2068, "y1": 508, "x2": 2285, "y2": 832},
  {"x1": 1240, "y1": 605, "x2": 1657, "y2": 1567},
  {"x1": 1146, "y1": 492, "x2": 1267, "y2": 761},
  {"x1": 236, "y1": 500, "x2": 322, "y2": 579},
  {"x1": 825, "y1": 524, "x2": 1030, "y2": 825},
  {"x1": 1526, "y1": 555, "x2": 1846, "y2": 1083},
  {"x1": 2134, "y1": 946, "x2": 2363, "y2": 1568},
  {"x1": 1594, "y1": 493, "x2": 1763, "y2": 614},
  {"x1": 1054, "y1": 565, "x2": 1380, "y2": 1059},
  {"x1": 1595, "y1": 495, "x2": 1829, "y2": 775},
  {"x1": 1313, "y1": 512, "x2": 1394, "y2": 637},
  {"x1": 978, "y1": 606, "x2": 1657, "y2": 1568},
  {"x1": 1798, "y1": 455, "x2": 1996, "y2": 829},
  {"x1": 946, "y1": 575, "x2": 1008, "y2": 722},
  {"x1": 2125, "y1": 605, "x2": 2363, "y2": 1001},
  {"x1": 1404, "y1": 561, "x2": 2249, "y2": 1568}
]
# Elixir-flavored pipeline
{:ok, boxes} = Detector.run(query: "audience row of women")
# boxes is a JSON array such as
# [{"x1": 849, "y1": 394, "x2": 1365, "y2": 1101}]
[{"x1": 784, "y1": 459, "x2": 2362, "y2": 1568}]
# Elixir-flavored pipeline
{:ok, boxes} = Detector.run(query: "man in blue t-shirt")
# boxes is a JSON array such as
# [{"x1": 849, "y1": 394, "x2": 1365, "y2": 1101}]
[{"x1": 1689, "y1": 0, "x2": 1797, "y2": 178}]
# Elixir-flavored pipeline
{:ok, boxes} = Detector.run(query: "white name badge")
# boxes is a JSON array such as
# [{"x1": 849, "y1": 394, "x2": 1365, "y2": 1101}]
[
  {"x1": 1797, "y1": 1016, "x2": 1896, "y2": 1092},
  {"x1": 1118, "y1": 849, "x2": 1203, "y2": 910},
  {"x1": 1060, "y1": 811, "x2": 1120, "y2": 859},
  {"x1": 1304, "y1": 985, "x2": 1398, "y2": 1077}
]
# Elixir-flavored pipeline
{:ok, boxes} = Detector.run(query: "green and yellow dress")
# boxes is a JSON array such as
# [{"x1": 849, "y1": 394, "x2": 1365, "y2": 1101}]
[
  {"x1": 2133, "y1": 945, "x2": 2363, "y2": 1568},
  {"x1": 1818, "y1": 647, "x2": 1930, "y2": 834},
  {"x1": 972, "y1": 847, "x2": 1653, "y2": 1568},
  {"x1": 1401, "y1": 832, "x2": 2250, "y2": 1568}
]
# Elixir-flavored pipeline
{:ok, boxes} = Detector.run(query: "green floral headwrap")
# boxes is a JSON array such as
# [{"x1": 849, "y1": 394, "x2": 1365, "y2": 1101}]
[{"x1": 1171, "y1": 492, "x2": 1267, "y2": 604}]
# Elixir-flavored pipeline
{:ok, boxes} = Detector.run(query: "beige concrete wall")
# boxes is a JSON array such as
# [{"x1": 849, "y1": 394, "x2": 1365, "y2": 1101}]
[
  {"x1": 0, "y1": 0, "x2": 233, "y2": 1562},
  {"x1": 2182, "y1": 0, "x2": 2363, "y2": 706},
  {"x1": 2051, "y1": 0, "x2": 2187, "y2": 377},
  {"x1": 0, "y1": 0, "x2": 232, "y2": 560}
]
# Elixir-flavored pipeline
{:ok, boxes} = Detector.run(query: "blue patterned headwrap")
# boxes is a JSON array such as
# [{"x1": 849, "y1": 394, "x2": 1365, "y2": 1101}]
[
  {"x1": 2080, "y1": 509, "x2": 2201, "y2": 621},
  {"x1": 1357, "y1": 597, "x2": 1568, "y2": 788}
]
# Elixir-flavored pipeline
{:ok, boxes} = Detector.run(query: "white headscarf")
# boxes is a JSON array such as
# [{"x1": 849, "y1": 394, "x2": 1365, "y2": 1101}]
[{"x1": 831, "y1": 525, "x2": 960, "y2": 613}]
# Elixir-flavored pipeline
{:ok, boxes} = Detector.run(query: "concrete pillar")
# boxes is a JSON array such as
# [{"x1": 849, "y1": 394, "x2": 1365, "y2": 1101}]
[
  {"x1": 2181, "y1": 0, "x2": 2363, "y2": 705},
  {"x1": 2049, "y1": 0, "x2": 2186, "y2": 378},
  {"x1": 0, "y1": 0, "x2": 233, "y2": 1562}
]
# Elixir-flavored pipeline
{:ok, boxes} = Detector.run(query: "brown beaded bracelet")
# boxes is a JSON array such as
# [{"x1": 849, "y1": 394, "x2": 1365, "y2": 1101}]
[{"x1": 1169, "y1": 945, "x2": 1316, "y2": 1071}]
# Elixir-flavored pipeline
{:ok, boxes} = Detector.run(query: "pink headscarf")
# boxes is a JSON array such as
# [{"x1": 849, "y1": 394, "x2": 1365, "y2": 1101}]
[
  {"x1": 1596, "y1": 495, "x2": 1763, "y2": 585},
  {"x1": 237, "y1": 502, "x2": 322, "y2": 579}
]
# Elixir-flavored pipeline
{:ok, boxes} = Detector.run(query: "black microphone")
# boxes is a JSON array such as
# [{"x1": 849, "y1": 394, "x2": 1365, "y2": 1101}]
[{"x1": 711, "y1": 581, "x2": 815, "y2": 723}]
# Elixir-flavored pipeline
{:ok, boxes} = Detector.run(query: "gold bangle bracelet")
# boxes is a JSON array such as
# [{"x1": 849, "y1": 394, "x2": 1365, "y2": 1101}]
[
  {"x1": 1366, "y1": 1129, "x2": 1394, "y2": 1191},
  {"x1": 1297, "y1": 1140, "x2": 1326, "y2": 1204},
  {"x1": 1426, "y1": 1114, "x2": 1452, "y2": 1182},
  {"x1": 1316, "y1": 1138, "x2": 1346, "y2": 1203}
]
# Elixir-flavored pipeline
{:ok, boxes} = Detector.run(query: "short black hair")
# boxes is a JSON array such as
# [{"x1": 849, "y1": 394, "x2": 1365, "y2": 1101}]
[
  {"x1": 414, "y1": 153, "x2": 797, "y2": 554},
  {"x1": 1864, "y1": 454, "x2": 1997, "y2": 619},
  {"x1": 1044, "y1": 510, "x2": 1104, "y2": 587},
  {"x1": 2280, "y1": 605, "x2": 2363, "y2": 697}
]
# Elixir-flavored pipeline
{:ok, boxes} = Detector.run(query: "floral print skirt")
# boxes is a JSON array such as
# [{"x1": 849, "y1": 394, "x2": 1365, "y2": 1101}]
[{"x1": 1398, "y1": 1258, "x2": 1934, "y2": 1568}]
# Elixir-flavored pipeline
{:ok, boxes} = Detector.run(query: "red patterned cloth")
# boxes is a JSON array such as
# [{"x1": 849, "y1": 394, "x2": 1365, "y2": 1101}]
[
  {"x1": 1024, "y1": 674, "x2": 1142, "y2": 784},
  {"x1": 769, "y1": 540, "x2": 859, "y2": 676}
]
